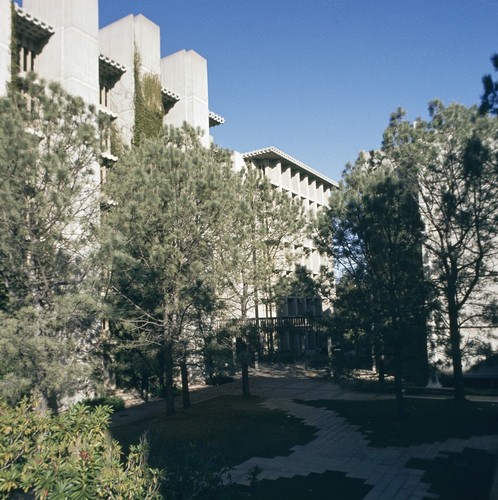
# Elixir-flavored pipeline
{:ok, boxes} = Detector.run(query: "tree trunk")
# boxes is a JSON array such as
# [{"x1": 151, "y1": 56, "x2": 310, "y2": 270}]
[
  {"x1": 164, "y1": 342, "x2": 175, "y2": 415},
  {"x1": 241, "y1": 361, "x2": 250, "y2": 396},
  {"x1": 450, "y1": 329, "x2": 465, "y2": 403},
  {"x1": 239, "y1": 301, "x2": 252, "y2": 396},
  {"x1": 39, "y1": 389, "x2": 59, "y2": 415},
  {"x1": 446, "y1": 275, "x2": 465, "y2": 403},
  {"x1": 141, "y1": 372, "x2": 149, "y2": 402},
  {"x1": 448, "y1": 290, "x2": 465, "y2": 403},
  {"x1": 392, "y1": 328, "x2": 406, "y2": 418},
  {"x1": 394, "y1": 371, "x2": 405, "y2": 419},
  {"x1": 180, "y1": 359, "x2": 191, "y2": 408},
  {"x1": 373, "y1": 335, "x2": 385, "y2": 384},
  {"x1": 376, "y1": 357, "x2": 385, "y2": 385}
]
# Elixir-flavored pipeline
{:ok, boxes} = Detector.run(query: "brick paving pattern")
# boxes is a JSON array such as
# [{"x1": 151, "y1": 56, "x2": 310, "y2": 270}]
[
  {"x1": 112, "y1": 365, "x2": 498, "y2": 499},
  {"x1": 226, "y1": 368, "x2": 498, "y2": 500}
]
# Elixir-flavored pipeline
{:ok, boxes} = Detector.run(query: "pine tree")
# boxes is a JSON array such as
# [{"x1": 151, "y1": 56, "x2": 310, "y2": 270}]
[
  {"x1": 383, "y1": 102, "x2": 498, "y2": 402},
  {"x1": 0, "y1": 78, "x2": 102, "y2": 409},
  {"x1": 102, "y1": 125, "x2": 241, "y2": 415},
  {"x1": 480, "y1": 53, "x2": 498, "y2": 115},
  {"x1": 222, "y1": 167, "x2": 307, "y2": 395},
  {"x1": 317, "y1": 153, "x2": 429, "y2": 417}
]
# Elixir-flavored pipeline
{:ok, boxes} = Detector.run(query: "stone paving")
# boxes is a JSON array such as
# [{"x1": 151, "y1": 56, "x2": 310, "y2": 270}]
[
  {"x1": 112, "y1": 365, "x2": 498, "y2": 499},
  {"x1": 225, "y1": 369, "x2": 498, "y2": 499}
]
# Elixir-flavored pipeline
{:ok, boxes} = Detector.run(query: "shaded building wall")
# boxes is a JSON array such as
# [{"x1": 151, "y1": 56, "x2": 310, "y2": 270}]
[{"x1": 0, "y1": 0, "x2": 11, "y2": 97}]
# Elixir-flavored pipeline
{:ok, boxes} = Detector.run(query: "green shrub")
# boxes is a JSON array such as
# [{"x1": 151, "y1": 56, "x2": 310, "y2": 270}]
[
  {"x1": 205, "y1": 374, "x2": 234, "y2": 386},
  {"x1": 0, "y1": 399, "x2": 164, "y2": 498},
  {"x1": 82, "y1": 395, "x2": 126, "y2": 412}
]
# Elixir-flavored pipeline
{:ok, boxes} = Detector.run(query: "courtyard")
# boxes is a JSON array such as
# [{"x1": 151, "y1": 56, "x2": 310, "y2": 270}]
[{"x1": 111, "y1": 365, "x2": 498, "y2": 499}]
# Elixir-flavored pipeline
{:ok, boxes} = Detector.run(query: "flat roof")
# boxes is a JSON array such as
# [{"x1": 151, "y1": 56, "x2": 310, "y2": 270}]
[{"x1": 243, "y1": 146, "x2": 338, "y2": 188}]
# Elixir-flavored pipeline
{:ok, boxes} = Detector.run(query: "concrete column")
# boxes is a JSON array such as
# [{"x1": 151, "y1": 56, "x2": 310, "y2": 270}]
[
  {"x1": 232, "y1": 151, "x2": 246, "y2": 172},
  {"x1": 275, "y1": 160, "x2": 282, "y2": 186},
  {"x1": 0, "y1": 0, "x2": 11, "y2": 97},
  {"x1": 281, "y1": 164, "x2": 291, "y2": 190},
  {"x1": 317, "y1": 182, "x2": 324, "y2": 205},
  {"x1": 161, "y1": 50, "x2": 210, "y2": 147},
  {"x1": 324, "y1": 186, "x2": 331, "y2": 204},
  {"x1": 265, "y1": 160, "x2": 274, "y2": 183},
  {"x1": 300, "y1": 173, "x2": 309, "y2": 198},
  {"x1": 23, "y1": 0, "x2": 100, "y2": 106},
  {"x1": 100, "y1": 14, "x2": 161, "y2": 145},
  {"x1": 291, "y1": 168, "x2": 300, "y2": 194}
]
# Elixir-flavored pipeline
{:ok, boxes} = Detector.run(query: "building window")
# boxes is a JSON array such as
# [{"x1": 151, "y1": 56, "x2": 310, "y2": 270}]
[
  {"x1": 99, "y1": 83, "x2": 110, "y2": 107},
  {"x1": 18, "y1": 40, "x2": 36, "y2": 75},
  {"x1": 13, "y1": 6, "x2": 54, "y2": 79},
  {"x1": 99, "y1": 54, "x2": 126, "y2": 113}
]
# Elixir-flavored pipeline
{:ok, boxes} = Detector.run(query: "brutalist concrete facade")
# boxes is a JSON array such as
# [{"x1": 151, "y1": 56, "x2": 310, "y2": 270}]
[{"x1": 1, "y1": 0, "x2": 337, "y2": 324}]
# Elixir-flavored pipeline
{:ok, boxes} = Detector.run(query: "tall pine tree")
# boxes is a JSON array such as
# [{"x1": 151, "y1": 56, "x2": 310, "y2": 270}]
[
  {"x1": 383, "y1": 103, "x2": 498, "y2": 402},
  {"x1": 102, "y1": 125, "x2": 241, "y2": 415},
  {"x1": 0, "y1": 78, "x2": 102, "y2": 409},
  {"x1": 221, "y1": 167, "x2": 307, "y2": 395},
  {"x1": 317, "y1": 153, "x2": 429, "y2": 417}
]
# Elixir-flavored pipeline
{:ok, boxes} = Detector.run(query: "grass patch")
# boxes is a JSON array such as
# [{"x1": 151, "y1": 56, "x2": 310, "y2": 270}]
[
  {"x1": 112, "y1": 395, "x2": 318, "y2": 498},
  {"x1": 111, "y1": 395, "x2": 316, "y2": 472},
  {"x1": 221, "y1": 470, "x2": 373, "y2": 499},
  {"x1": 407, "y1": 447, "x2": 496, "y2": 500},
  {"x1": 297, "y1": 398, "x2": 498, "y2": 447}
]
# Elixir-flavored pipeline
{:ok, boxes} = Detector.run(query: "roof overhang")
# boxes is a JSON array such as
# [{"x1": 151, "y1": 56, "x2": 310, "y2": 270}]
[
  {"x1": 242, "y1": 146, "x2": 338, "y2": 188},
  {"x1": 161, "y1": 87, "x2": 180, "y2": 113},
  {"x1": 99, "y1": 54, "x2": 126, "y2": 81},
  {"x1": 14, "y1": 5, "x2": 54, "y2": 42},
  {"x1": 209, "y1": 110, "x2": 225, "y2": 127}
]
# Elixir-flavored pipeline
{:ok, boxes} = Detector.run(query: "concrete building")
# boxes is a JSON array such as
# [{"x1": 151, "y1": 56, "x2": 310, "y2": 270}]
[
  {"x1": 238, "y1": 147, "x2": 336, "y2": 318},
  {"x1": 5, "y1": 1, "x2": 496, "y2": 392},
  {"x1": 1, "y1": 0, "x2": 336, "y2": 326},
  {"x1": 2, "y1": 1, "x2": 225, "y2": 145}
]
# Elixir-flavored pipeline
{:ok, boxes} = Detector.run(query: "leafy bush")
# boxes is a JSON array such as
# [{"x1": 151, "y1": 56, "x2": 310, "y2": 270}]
[
  {"x1": 82, "y1": 395, "x2": 125, "y2": 412},
  {"x1": 305, "y1": 351, "x2": 330, "y2": 369},
  {"x1": 0, "y1": 399, "x2": 164, "y2": 498},
  {"x1": 204, "y1": 335, "x2": 235, "y2": 383},
  {"x1": 205, "y1": 374, "x2": 234, "y2": 386},
  {"x1": 161, "y1": 444, "x2": 230, "y2": 499}
]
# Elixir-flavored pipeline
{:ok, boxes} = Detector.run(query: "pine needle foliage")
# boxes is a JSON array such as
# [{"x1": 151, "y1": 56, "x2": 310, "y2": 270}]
[
  {"x1": 101, "y1": 125, "x2": 242, "y2": 415},
  {"x1": 317, "y1": 154, "x2": 429, "y2": 417},
  {"x1": 0, "y1": 77, "x2": 102, "y2": 409},
  {"x1": 480, "y1": 53, "x2": 498, "y2": 115},
  {"x1": 383, "y1": 102, "x2": 498, "y2": 402}
]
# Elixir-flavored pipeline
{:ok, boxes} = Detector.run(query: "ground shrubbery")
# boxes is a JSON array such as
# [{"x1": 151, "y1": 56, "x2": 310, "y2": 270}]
[
  {"x1": 82, "y1": 395, "x2": 126, "y2": 412},
  {"x1": 0, "y1": 399, "x2": 163, "y2": 498},
  {"x1": 111, "y1": 395, "x2": 317, "y2": 498}
]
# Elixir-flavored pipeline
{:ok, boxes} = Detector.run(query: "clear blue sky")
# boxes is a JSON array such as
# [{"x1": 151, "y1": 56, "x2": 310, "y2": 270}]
[{"x1": 97, "y1": 1, "x2": 498, "y2": 182}]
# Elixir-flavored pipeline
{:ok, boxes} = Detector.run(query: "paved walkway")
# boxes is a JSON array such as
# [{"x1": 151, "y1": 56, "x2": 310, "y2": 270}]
[{"x1": 111, "y1": 365, "x2": 498, "y2": 499}]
